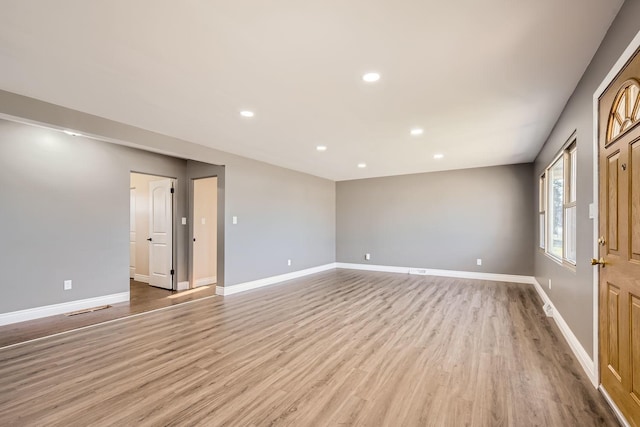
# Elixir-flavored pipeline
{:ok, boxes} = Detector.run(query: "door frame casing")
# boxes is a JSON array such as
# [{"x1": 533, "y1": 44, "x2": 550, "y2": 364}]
[
  {"x1": 186, "y1": 160, "x2": 226, "y2": 291},
  {"x1": 130, "y1": 171, "x2": 179, "y2": 291},
  {"x1": 592, "y1": 29, "x2": 640, "y2": 390},
  {"x1": 190, "y1": 175, "x2": 218, "y2": 289}
]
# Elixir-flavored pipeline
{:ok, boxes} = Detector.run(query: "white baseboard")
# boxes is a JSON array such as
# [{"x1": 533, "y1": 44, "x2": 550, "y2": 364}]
[
  {"x1": 129, "y1": 267, "x2": 135, "y2": 279},
  {"x1": 216, "y1": 263, "x2": 336, "y2": 296},
  {"x1": 0, "y1": 292, "x2": 130, "y2": 326},
  {"x1": 336, "y1": 263, "x2": 536, "y2": 285},
  {"x1": 599, "y1": 385, "x2": 631, "y2": 427},
  {"x1": 531, "y1": 278, "x2": 597, "y2": 387},
  {"x1": 194, "y1": 276, "x2": 216, "y2": 287},
  {"x1": 134, "y1": 274, "x2": 149, "y2": 284},
  {"x1": 337, "y1": 263, "x2": 410, "y2": 274},
  {"x1": 177, "y1": 281, "x2": 189, "y2": 291}
]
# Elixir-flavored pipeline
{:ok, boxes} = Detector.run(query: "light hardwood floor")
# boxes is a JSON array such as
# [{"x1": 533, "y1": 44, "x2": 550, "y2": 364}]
[
  {"x1": 0, "y1": 270, "x2": 618, "y2": 426},
  {"x1": 0, "y1": 280, "x2": 217, "y2": 347}
]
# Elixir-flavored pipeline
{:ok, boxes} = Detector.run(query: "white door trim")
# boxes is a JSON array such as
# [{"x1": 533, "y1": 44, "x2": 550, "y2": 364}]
[
  {"x1": 129, "y1": 187, "x2": 136, "y2": 279},
  {"x1": 591, "y1": 28, "x2": 640, "y2": 387}
]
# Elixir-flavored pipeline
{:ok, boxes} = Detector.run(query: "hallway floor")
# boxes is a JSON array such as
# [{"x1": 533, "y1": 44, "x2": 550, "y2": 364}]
[{"x1": 0, "y1": 280, "x2": 217, "y2": 348}]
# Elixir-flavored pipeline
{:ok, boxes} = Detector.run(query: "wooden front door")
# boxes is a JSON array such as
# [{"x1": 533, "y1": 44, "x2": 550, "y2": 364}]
[{"x1": 598, "y1": 47, "x2": 640, "y2": 426}]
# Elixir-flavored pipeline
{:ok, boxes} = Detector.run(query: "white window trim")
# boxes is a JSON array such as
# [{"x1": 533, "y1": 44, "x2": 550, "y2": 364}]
[
  {"x1": 563, "y1": 144, "x2": 577, "y2": 266},
  {"x1": 539, "y1": 174, "x2": 546, "y2": 250},
  {"x1": 540, "y1": 132, "x2": 577, "y2": 270}
]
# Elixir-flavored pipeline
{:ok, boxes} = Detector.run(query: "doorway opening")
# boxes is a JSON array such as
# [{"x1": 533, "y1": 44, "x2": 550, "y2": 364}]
[
  {"x1": 130, "y1": 172, "x2": 175, "y2": 300},
  {"x1": 191, "y1": 176, "x2": 218, "y2": 288}
]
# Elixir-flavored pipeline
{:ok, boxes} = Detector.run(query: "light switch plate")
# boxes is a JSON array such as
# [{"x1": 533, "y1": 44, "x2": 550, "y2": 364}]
[
  {"x1": 64, "y1": 280, "x2": 72, "y2": 291},
  {"x1": 232, "y1": 216, "x2": 238, "y2": 225},
  {"x1": 181, "y1": 217, "x2": 187, "y2": 225},
  {"x1": 201, "y1": 218, "x2": 206, "y2": 225}
]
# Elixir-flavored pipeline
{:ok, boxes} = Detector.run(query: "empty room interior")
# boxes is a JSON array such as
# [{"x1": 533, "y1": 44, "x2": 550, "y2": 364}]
[{"x1": 1, "y1": 1, "x2": 640, "y2": 426}]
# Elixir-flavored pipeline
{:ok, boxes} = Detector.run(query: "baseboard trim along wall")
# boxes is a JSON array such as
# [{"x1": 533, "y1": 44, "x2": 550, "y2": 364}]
[
  {"x1": 195, "y1": 276, "x2": 216, "y2": 287},
  {"x1": 335, "y1": 262, "x2": 537, "y2": 285},
  {"x1": 134, "y1": 274, "x2": 150, "y2": 283},
  {"x1": 216, "y1": 263, "x2": 337, "y2": 296},
  {"x1": 177, "y1": 281, "x2": 190, "y2": 291},
  {"x1": 0, "y1": 292, "x2": 130, "y2": 326},
  {"x1": 531, "y1": 278, "x2": 598, "y2": 388}
]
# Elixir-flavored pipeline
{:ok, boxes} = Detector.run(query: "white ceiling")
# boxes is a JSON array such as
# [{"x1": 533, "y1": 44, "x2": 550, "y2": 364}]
[{"x1": 0, "y1": 1, "x2": 624, "y2": 181}]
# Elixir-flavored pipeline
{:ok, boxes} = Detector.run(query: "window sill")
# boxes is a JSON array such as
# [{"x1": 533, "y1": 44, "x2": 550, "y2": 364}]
[{"x1": 542, "y1": 252, "x2": 577, "y2": 273}]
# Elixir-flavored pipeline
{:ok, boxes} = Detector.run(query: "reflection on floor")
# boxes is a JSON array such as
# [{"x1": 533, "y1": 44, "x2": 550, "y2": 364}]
[
  {"x1": 0, "y1": 270, "x2": 618, "y2": 425},
  {"x1": 0, "y1": 280, "x2": 217, "y2": 348}
]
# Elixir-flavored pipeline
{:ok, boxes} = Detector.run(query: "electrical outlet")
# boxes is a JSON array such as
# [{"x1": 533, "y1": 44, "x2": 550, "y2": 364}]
[
  {"x1": 64, "y1": 280, "x2": 72, "y2": 291},
  {"x1": 476, "y1": 258, "x2": 482, "y2": 266},
  {"x1": 232, "y1": 216, "x2": 238, "y2": 225},
  {"x1": 548, "y1": 279, "x2": 552, "y2": 290},
  {"x1": 287, "y1": 259, "x2": 292, "y2": 266},
  {"x1": 365, "y1": 253, "x2": 371, "y2": 261}
]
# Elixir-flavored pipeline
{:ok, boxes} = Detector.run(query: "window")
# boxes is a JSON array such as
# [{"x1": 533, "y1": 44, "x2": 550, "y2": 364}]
[
  {"x1": 539, "y1": 174, "x2": 546, "y2": 249},
  {"x1": 539, "y1": 139, "x2": 577, "y2": 266},
  {"x1": 564, "y1": 145, "x2": 577, "y2": 264},
  {"x1": 547, "y1": 157, "x2": 564, "y2": 259}
]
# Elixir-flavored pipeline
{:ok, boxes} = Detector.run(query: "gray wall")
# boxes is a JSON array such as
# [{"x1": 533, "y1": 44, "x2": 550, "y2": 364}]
[
  {"x1": 337, "y1": 164, "x2": 534, "y2": 276},
  {"x1": 0, "y1": 94, "x2": 336, "y2": 313},
  {"x1": 0, "y1": 119, "x2": 190, "y2": 312},
  {"x1": 533, "y1": 0, "x2": 640, "y2": 358}
]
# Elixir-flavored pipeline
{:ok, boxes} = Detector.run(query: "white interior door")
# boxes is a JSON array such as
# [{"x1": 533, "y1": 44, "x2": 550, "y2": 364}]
[
  {"x1": 148, "y1": 179, "x2": 173, "y2": 289},
  {"x1": 129, "y1": 188, "x2": 136, "y2": 279}
]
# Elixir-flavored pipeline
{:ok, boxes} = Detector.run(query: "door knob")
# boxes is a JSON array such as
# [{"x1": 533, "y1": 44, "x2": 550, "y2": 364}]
[
  {"x1": 591, "y1": 258, "x2": 606, "y2": 267},
  {"x1": 597, "y1": 236, "x2": 606, "y2": 246},
  {"x1": 147, "y1": 238, "x2": 152, "y2": 242}
]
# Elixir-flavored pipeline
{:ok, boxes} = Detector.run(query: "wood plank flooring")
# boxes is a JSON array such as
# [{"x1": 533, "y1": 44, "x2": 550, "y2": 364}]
[
  {"x1": 0, "y1": 280, "x2": 217, "y2": 347},
  {"x1": 0, "y1": 270, "x2": 618, "y2": 426}
]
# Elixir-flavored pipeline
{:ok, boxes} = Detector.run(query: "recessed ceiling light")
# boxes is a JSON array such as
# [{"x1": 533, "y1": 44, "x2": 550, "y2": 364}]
[
  {"x1": 357, "y1": 163, "x2": 367, "y2": 168},
  {"x1": 362, "y1": 72, "x2": 380, "y2": 83},
  {"x1": 240, "y1": 110, "x2": 255, "y2": 118},
  {"x1": 410, "y1": 128, "x2": 424, "y2": 136},
  {"x1": 434, "y1": 154, "x2": 444, "y2": 160},
  {"x1": 316, "y1": 145, "x2": 327, "y2": 152},
  {"x1": 63, "y1": 130, "x2": 82, "y2": 137}
]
